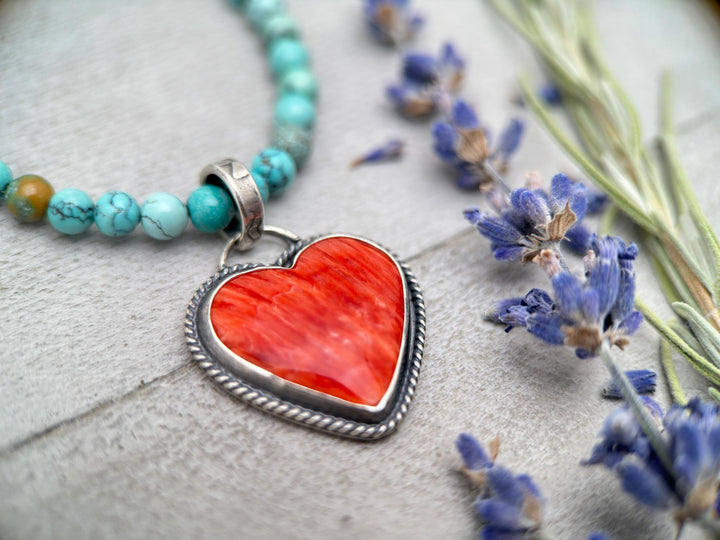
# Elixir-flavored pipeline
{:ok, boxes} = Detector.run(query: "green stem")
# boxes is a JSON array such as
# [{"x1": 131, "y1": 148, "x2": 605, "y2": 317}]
[
  {"x1": 599, "y1": 203, "x2": 618, "y2": 236},
  {"x1": 636, "y1": 298, "x2": 720, "y2": 386},
  {"x1": 660, "y1": 72, "x2": 720, "y2": 300},
  {"x1": 660, "y1": 339, "x2": 687, "y2": 405},
  {"x1": 600, "y1": 341, "x2": 674, "y2": 475},
  {"x1": 518, "y1": 77, "x2": 659, "y2": 235},
  {"x1": 646, "y1": 243, "x2": 685, "y2": 306}
]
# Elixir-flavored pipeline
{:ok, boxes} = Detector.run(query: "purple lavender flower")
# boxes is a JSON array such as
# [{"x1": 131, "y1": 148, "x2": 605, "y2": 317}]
[
  {"x1": 386, "y1": 81, "x2": 436, "y2": 117},
  {"x1": 584, "y1": 397, "x2": 720, "y2": 527},
  {"x1": 432, "y1": 100, "x2": 489, "y2": 187},
  {"x1": 493, "y1": 117, "x2": 525, "y2": 173},
  {"x1": 456, "y1": 434, "x2": 546, "y2": 539},
  {"x1": 538, "y1": 82, "x2": 562, "y2": 105},
  {"x1": 349, "y1": 139, "x2": 404, "y2": 169},
  {"x1": 579, "y1": 184, "x2": 609, "y2": 215},
  {"x1": 363, "y1": 0, "x2": 424, "y2": 45},
  {"x1": 486, "y1": 289, "x2": 553, "y2": 331},
  {"x1": 457, "y1": 434, "x2": 612, "y2": 539},
  {"x1": 464, "y1": 173, "x2": 589, "y2": 261},
  {"x1": 436, "y1": 42, "x2": 465, "y2": 92},
  {"x1": 433, "y1": 99, "x2": 525, "y2": 189},
  {"x1": 582, "y1": 399, "x2": 658, "y2": 468},
  {"x1": 489, "y1": 235, "x2": 643, "y2": 358},
  {"x1": 511, "y1": 83, "x2": 562, "y2": 107},
  {"x1": 387, "y1": 43, "x2": 464, "y2": 117},
  {"x1": 403, "y1": 52, "x2": 437, "y2": 84},
  {"x1": 603, "y1": 369, "x2": 657, "y2": 399}
]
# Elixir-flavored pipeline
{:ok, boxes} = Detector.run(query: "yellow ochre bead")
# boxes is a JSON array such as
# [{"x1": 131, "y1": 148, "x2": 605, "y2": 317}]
[{"x1": 5, "y1": 175, "x2": 55, "y2": 223}]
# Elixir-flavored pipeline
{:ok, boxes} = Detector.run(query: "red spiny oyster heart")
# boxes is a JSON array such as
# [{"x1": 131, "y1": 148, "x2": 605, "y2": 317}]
[{"x1": 209, "y1": 236, "x2": 406, "y2": 407}]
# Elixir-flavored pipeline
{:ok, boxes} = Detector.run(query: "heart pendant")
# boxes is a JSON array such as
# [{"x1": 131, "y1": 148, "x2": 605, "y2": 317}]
[
  {"x1": 185, "y1": 233, "x2": 425, "y2": 440},
  {"x1": 184, "y1": 159, "x2": 425, "y2": 440}
]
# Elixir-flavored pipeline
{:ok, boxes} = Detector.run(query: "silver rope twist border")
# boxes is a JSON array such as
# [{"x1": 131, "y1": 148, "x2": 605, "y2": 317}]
[{"x1": 184, "y1": 238, "x2": 426, "y2": 441}]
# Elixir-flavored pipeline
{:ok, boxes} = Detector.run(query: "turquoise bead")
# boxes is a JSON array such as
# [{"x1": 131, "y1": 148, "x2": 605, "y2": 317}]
[
  {"x1": 274, "y1": 93, "x2": 315, "y2": 130},
  {"x1": 47, "y1": 188, "x2": 95, "y2": 235},
  {"x1": 141, "y1": 193, "x2": 188, "y2": 240},
  {"x1": 251, "y1": 148, "x2": 297, "y2": 196},
  {"x1": 253, "y1": 172, "x2": 270, "y2": 202},
  {"x1": 0, "y1": 161, "x2": 12, "y2": 200},
  {"x1": 187, "y1": 185, "x2": 234, "y2": 233},
  {"x1": 246, "y1": 0, "x2": 284, "y2": 30},
  {"x1": 261, "y1": 14, "x2": 300, "y2": 46},
  {"x1": 280, "y1": 69, "x2": 318, "y2": 102},
  {"x1": 271, "y1": 124, "x2": 312, "y2": 169},
  {"x1": 95, "y1": 191, "x2": 141, "y2": 237},
  {"x1": 269, "y1": 39, "x2": 309, "y2": 79}
]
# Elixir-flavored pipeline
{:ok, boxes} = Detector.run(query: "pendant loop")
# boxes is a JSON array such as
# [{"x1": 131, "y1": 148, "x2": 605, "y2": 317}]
[
  {"x1": 200, "y1": 159, "x2": 264, "y2": 251},
  {"x1": 218, "y1": 225, "x2": 302, "y2": 269}
]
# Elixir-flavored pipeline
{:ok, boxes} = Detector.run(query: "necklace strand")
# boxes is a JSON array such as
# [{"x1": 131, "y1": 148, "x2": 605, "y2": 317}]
[{"x1": 0, "y1": 0, "x2": 317, "y2": 240}]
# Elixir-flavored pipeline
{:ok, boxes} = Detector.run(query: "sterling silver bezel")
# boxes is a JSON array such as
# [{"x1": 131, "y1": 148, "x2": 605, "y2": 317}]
[{"x1": 185, "y1": 234, "x2": 426, "y2": 440}]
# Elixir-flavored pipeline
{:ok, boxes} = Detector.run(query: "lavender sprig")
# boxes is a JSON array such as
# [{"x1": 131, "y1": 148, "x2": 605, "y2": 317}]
[
  {"x1": 603, "y1": 369, "x2": 657, "y2": 399},
  {"x1": 457, "y1": 433, "x2": 610, "y2": 540},
  {"x1": 432, "y1": 99, "x2": 525, "y2": 190},
  {"x1": 363, "y1": 0, "x2": 424, "y2": 46},
  {"x1": 349, "y1": 139, "x2": 404, "y2": 169},
  {"x1": 511, "y1": 82, "x2": 563, "y2": 107},
  {"x1": 487, "y1": 235, "x2": 643, "y2": 358},
  {"x1": 489, "y1": 0, "x2": 720, "y2": 393},
  {"x1": 584, "y1": 393, "x2": 720, "y2": 533},
  {"x1": 456, "y1": 434, "x2": 548, "y2": 539},
  {"x1": 387, "y1": 43, "x2": 465, "y2": 117},
  {"x1": 464, "y1": 172, "x2": 591, "y2": 262}
]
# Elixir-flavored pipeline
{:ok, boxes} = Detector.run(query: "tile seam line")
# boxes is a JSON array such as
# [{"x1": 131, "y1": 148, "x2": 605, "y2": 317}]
[
  {"x1": 13, "y1": 104, "x2": 714, "y2": 453},
  {"x1": 405, "y1": 227, "x2": 477, "y2": 263},
  {"x1": 2, "y1": 229, "x2": 476, "y2": 457},
  {"x1": 398, "y1": 105, "x2": 720, "y2": 266},
  {"x1": 0, "y1": 363, "x2": 193, "y2": 458}
]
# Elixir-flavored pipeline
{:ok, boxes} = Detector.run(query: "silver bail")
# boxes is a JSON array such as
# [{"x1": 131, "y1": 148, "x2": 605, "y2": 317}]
[{"x1": 200, "y1": 159, "x2": 264, "y2": 251}]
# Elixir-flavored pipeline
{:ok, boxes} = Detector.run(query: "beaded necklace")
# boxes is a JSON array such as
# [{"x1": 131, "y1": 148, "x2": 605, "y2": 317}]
[{"x1": 0, "y1": 0, "x2": 425, "y2": 441}]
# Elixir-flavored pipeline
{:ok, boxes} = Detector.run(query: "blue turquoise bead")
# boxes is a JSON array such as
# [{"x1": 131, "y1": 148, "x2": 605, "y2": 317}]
[
  {"x1": 269, "y1": 39, "x2": 309, "y2": 79},
  {"x1": 246, "y1": 0, "x2": 284, "y2": 29},
  {"x1": 261, "y1": 14, "x2": 300, "y2": 46},
  {"x1": 274, "y1": 93, "x2": 315, "y2": 130},
  {"x1": 47, "y1": 188, "x2": 95, "y2": 235},
  {"x1": 271, "y1": 125, "x2": 312, "y2": 169},
  {"x1": 0, "y1": 161, "x2": 13, "y2": 200},
  {"x1": 187, "y1": 185, "x2": 234, "y2": 233},
  {"x1": 95, "y1": 191, "x2": 141, "y2": 237},
  {"x1": 252, "y1": 172, "x2": 270, "y2": 202},
  {"x1": 280, "y1": 69, "x2": 318, "y2": 102},
  {"x1": 251, "y1": 148, "x2": 297, "y2": 196},
  {"x1": 141, "y1": 193, "x2": 188, "y2": 240}
]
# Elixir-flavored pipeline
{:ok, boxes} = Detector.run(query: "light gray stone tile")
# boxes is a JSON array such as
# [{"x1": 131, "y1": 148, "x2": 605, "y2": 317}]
[
  {"x1": 1, "y1": 0, "x2": 719, "y2": 538},
  {"x1": 0, "y1": 232, "x2": 674, "y2": 540}
]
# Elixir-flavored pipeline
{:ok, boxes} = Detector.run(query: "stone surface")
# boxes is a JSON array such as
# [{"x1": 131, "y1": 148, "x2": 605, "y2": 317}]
[
  {"x1": 0, "y1": 1, "x2": 719, "y2": 539},
  {"x1": 211, "y1": 236, "x2": 405, "y2": 406}
]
